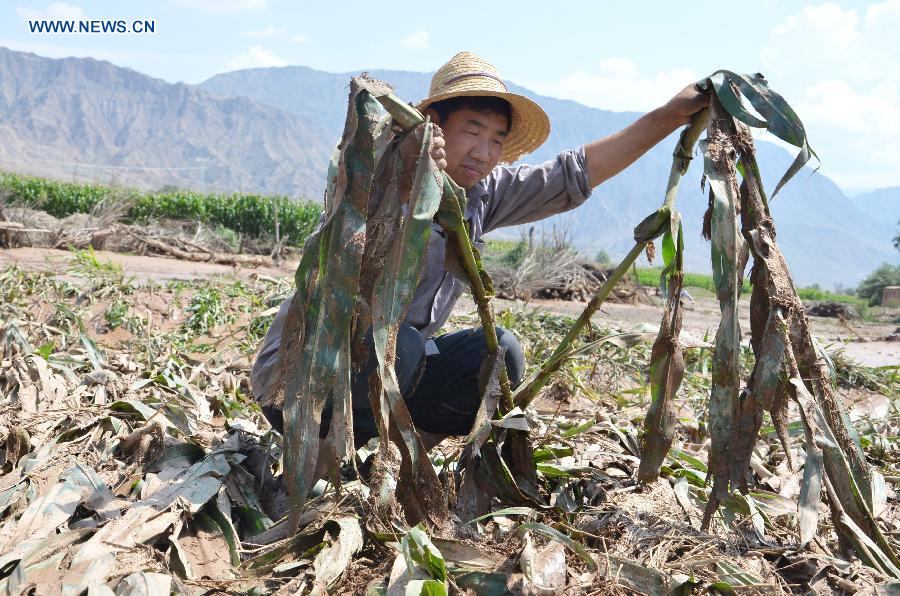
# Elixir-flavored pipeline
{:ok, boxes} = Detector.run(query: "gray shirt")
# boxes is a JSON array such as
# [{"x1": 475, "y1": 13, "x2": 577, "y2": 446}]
[{"x1": 251, "y1": 145, "x2": 593, "y2": 404}]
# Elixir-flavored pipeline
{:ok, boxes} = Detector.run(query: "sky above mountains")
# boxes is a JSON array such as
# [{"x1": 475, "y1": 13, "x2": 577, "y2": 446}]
[{"x1": 1, "y1": 0, "x2": 898, "y2": 192}]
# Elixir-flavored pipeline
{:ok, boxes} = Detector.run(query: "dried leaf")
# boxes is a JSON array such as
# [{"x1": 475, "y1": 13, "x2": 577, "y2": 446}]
[
  {"x1": 519, "y1": 531, "x2": 567, "y2": 593},
  {"x1": 313, "y1": 518, "x2": 364, "y2": 588},
  {"x1": 114, "y1": 572, "x2": 172, "y2": 596},
  {"x1": 72, "y1": 452, "x2": 230, "y2": 565},
  {"x1": 516, "y1": 523, "x2": 597, "y2": 572}
]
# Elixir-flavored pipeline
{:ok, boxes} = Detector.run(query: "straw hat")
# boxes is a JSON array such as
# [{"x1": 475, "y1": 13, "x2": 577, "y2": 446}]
[{"x1": 416, "y1": 51, "x2": 550, "y2": 163}]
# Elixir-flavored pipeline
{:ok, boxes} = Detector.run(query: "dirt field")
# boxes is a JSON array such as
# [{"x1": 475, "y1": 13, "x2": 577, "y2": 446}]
[{"x1": 3, "y1": 246, "x2": 897, "y2": 367}]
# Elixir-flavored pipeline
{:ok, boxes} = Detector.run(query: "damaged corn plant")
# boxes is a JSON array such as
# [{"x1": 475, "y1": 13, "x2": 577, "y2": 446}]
[{"x1": 274, "y1": 70, "x2": 900, "y2": 590}]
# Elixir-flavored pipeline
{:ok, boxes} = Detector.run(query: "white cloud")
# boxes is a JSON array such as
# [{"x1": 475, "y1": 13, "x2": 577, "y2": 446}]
[
  {"x1": 290, "y1": 33, "x2": 309, "y2": 44},
  {"x1": 175, "y1": 0, "x2": 267, "y2": 14},
  {"x1": 527, "y1": 57, "x2": 698, "y2": 113},
  {"x1": 225, "y1": 45, "x2": 285, "y2": 71},
  {"x1": 241, "y1": 26, "x2": 282, "y2": 38},
  {"x1": 402, "y1": 29, "x2": 429, "y2": 50},
  {"x1": 16, "y1": 2, "x2": 86, "y2": 21},
  {"x1": 760, "y1": 0, "x2": 900, "y2": 188}
]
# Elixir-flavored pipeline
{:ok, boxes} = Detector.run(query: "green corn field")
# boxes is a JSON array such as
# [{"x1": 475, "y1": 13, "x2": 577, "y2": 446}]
[{"x1": 0, "y1": 172, "x2": 323, "y2": 246}]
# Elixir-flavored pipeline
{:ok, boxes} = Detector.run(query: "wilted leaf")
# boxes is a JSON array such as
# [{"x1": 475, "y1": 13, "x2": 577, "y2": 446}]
[
  {"x1": 72, "y1": 452, "x2": 230, "y2": 565},
  {"x1": 2, "y1": 478, "x2": 81, "y2": 547},
  {"x1": 279, "y1": 77, "x2": 384, "y2": 523},
  {"x1": 519, "y1": 531, "x2": 567, "y2": 593},
  {"x1": 517, "y1": 522, "x2": 597, "y2": 572},
  {"x1": 114, "y1": 572, "x2": 172, "y2": 596},
  {"x1": 798, "y1": 441, "x2": 823, "y2": 547},
  {"x1": 698, "y1": 96, "x2": 751, "y2": 528},
  {"x1": 701, "y1": 70, "x2": 817, "y2": 196},
  {"x1": 313, "y1": 518, "x2": 364, "y2": 588},
  {"x1": 638, "y1": 218, "x2": 685, "y2": 483}
]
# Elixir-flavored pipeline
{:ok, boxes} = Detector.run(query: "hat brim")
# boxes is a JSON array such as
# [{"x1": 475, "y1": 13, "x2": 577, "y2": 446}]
[{"x1": 416, "y1": 90, "x2": 550, "y2": 163}]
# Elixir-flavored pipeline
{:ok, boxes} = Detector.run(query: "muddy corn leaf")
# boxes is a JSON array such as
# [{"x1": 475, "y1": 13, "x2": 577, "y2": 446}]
[
  {"x1": 278, "y1": 77, "x2": 385, "y2": 523},
  {"x1": 366, "y1": 115, "x2": 448, "y2": 525},
  {"x1": 700, "y1": 70, "x2": 817, "y2": 196},
  {"x1": 724, "y1": 91, "x2": 899, "y2": 571},
  {"x1": 638, "y1": 218, "x2": 686, "y2": 483}
]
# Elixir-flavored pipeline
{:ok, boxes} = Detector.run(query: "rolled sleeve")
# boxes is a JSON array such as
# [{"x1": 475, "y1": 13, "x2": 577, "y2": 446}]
[{"x1": 481, "y1": 145, "x2": 593, "y2": 233}]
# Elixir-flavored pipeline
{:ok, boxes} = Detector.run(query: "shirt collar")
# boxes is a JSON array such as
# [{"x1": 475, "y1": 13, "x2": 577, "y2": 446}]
[{"x1": 463, "y1": 180, "x2": 489, "y2": 221}]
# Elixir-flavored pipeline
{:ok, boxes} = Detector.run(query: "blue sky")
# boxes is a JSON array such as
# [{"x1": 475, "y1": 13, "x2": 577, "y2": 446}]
[{"x1": 1, "y1": 0, "x2": 898, "y2": 192}]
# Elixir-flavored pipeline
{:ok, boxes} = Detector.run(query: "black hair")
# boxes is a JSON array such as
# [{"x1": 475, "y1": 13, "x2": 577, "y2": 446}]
[{"x1": 427, "y1": 95, "x2": 512, "y2": 131}]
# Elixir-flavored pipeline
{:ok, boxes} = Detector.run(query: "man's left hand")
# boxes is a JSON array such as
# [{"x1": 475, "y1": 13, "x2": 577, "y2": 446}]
[{"x1": 662, "y1": 83, "x2": 710, "y2": 126}]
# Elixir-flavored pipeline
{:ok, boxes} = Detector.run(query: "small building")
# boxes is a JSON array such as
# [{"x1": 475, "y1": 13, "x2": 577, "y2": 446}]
[{"x1": 884, "y1": 286, "x2": 900, "y2": 308}]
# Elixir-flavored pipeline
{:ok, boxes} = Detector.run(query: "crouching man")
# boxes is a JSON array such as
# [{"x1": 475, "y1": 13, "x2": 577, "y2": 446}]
[{"x1": 251, "y1": 51, "x2": 708, "y2": 448}]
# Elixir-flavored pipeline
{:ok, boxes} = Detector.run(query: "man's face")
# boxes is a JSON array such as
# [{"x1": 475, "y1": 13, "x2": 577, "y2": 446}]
[{"x1": 426, "y1": 106, "x2": 508, "y2": 190}]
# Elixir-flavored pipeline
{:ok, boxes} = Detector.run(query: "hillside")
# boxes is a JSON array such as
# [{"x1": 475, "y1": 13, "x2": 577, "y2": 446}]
[
  {"x1": 0, "y1": 47, "x2": 331, "y2": 198},
  {"x1": 853, "y1": 186, "x2": 900, "y2": 228}
]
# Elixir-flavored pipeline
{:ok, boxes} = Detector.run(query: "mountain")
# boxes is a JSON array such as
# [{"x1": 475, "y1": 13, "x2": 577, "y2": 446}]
[
  {"x1": 853, "y1": 187, "x2": 900, "y2": 228},
  {"x1": 0, "y1": 46, "x2": 895, "y2": 287},
  {"x1": 198, "y1": 66, "x2": 899, "y2": 288},
  {"x1": 0, "y1": 46, "x2": 332, "y2": 198}
]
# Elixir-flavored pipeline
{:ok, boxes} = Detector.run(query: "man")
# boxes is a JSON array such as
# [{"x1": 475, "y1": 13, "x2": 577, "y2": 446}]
[{"x1": 251, "y1": 51, "x2": 708, "y2": 447}]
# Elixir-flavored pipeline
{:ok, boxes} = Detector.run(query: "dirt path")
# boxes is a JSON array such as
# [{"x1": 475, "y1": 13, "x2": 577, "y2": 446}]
[
  {"x1": 3, "y1": 246, "x2": 897, "y2": 366},
  {"x1": 0, "y1": 246, "x2": 291, "y2": 284},
  {"x1": 482, "y1": 293, "x2": 900, "y2": 368}
]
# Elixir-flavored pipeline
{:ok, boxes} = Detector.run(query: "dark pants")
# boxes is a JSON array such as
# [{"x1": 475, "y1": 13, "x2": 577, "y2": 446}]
[{"x1": 263, "y1": 323, "x2": 525, "y2": 447}]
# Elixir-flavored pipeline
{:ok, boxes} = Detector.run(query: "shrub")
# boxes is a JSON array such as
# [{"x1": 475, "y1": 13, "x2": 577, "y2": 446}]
[{"x1": 857, "y1": 263, "x2": 900, "y2": 306}]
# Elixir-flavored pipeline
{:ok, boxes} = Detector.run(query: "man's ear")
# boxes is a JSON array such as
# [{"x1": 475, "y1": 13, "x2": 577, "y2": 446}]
[{"x1": 424, "y1": 107, "x2": 441, "y2": 125}]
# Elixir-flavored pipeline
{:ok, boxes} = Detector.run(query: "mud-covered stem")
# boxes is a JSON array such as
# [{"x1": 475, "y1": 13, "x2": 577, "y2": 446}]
[
  {"x1": 512, "y1": 240, "x2": 647, "y2": 408},
  {"x1": 437, "y1": 177, "x2": 514, "y2": 410},
  {"x1": 512, "y1": 110, "x2": 708, "y2": 409}
]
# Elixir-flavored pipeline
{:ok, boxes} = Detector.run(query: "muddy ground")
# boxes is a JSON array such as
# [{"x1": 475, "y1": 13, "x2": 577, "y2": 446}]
[{"x1": 3, "y1": 246, "x2": 895, "y2": 367}]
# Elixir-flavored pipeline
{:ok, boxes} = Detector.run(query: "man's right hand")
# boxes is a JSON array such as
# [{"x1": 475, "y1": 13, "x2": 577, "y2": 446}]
[
  {"x1": 400, "y1": 122, "x2": 447, "y2": 171},
  {"x1": 431, "y1": 124, "x2": 447, "y2": 171}
]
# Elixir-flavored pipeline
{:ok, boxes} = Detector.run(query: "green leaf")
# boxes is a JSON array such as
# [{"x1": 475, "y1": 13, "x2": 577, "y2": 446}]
[
  {"x1": 532, "y1": 446, "x2": 573, "y2": 463},
  {"x1": 35, "y1": 341, "x2": 54, "y2": 360},
  {"x1": 668, "y1": 449, "x2": 708, "y2": 473},
  {"x1": 405, "y1": 579, "x2": 447, "y2": 596},
  {"x1": 466, "y1": 507, "x2": 535, "y2": 525},
  {"x1": 535, "y1": 463, "x2": 575, "y2": 478},
  {"x1": 401, "y1": 524, "x2": 448, "y2": 582},
  {"x1": 561, "y1": 421, "x2": 595, "y2": 439}
]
